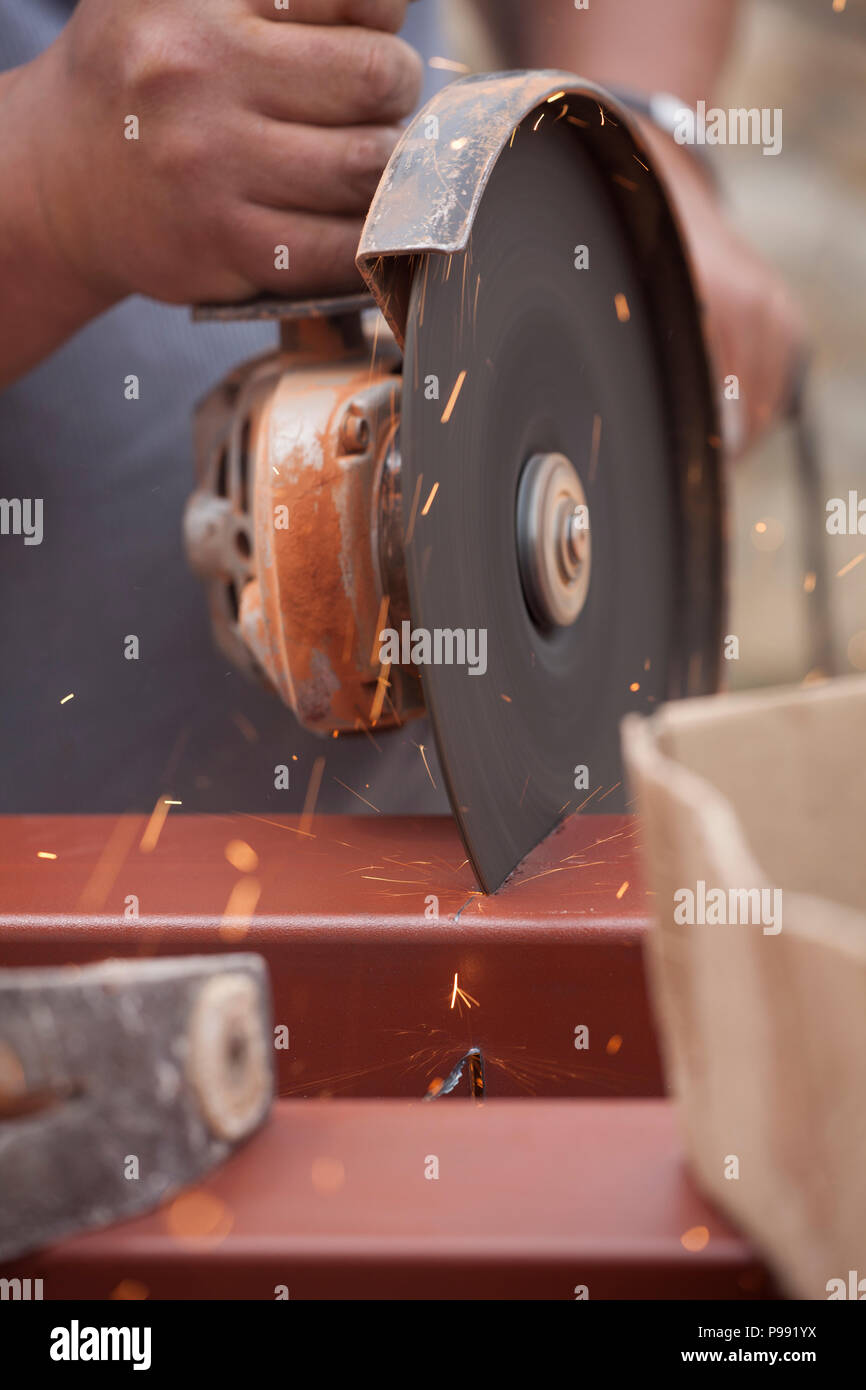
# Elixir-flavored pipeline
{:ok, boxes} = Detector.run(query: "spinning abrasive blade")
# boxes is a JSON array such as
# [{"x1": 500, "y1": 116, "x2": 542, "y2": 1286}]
[{"x1": 401, "y1": 110, "x2": 691, "y2": 892}]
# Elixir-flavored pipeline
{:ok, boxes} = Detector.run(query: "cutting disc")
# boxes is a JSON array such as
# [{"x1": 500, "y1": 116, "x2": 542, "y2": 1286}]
[{"x1": 401, "y1": 109, "x2": 695, "y2": 892}]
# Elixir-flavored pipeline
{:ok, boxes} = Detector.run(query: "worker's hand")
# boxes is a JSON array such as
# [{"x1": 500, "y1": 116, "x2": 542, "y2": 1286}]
[
  {"x1": 637, "y1": 121, "x2": 807, "y2": 454},
  {"x1": 20, "y1": 0, "x2": 421, "y2": 307}
]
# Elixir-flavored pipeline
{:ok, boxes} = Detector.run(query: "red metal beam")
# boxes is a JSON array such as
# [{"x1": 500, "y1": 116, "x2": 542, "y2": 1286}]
[
  {"x1": 7, "y1": 1099, "x2": 772, "y2": 1300},
  {"x1": 0, "y1": 813, "x2": 661, "y2": 1098}
]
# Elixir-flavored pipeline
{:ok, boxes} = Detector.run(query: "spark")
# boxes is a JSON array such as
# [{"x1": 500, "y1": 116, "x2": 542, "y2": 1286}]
[
  {"x1": 567, "y1": 114, "x2": 589, "y2": 128},
  {"x1": 367, "y1": 310, "x2": 382, "y2": 381},
  {"x1": 616, "y1": 881, "x2": 630, "y2": 900},
  {"x1": 629, "y1": 682, "x2": 640, "y2": 692},
  {"x1": 832, "y1": 0, "x2": 846, "y2": 11},
  {"x1": 239, "y1": 811, "x2": 315, "y2": 839},
  {"x1": 681, "y1": 1226, "x2": 710, "y2": 1253},
  {"x1": 519, "y1": 774, "x2": 530, "y2": 807},
  {"x1": 532, "y1": 111, "x2": 545, "y2": 132},
  {"x1": 299, "y1": 755, "x2": 326, "y2": 836},
  {"x1": 417, "y1": 743, "x2": 437, "y2": 790},
  {"x1": 164, "y1": 799, "x2": 182, "y2": 805},
  {"x1": 589, "y1": 413, "x2": 602, "y2": 482},
  {"x1": 139, "y1": 795, "x2": 175, "y2": 854},
  {"x1": 754, "y1": 520, "x2": 767, "y2": 534},
  {"x1": 441, "y1": 370, "x2": 467, "y2": 423},
  {"x1": 460, "y1": 249, "x2": 470, "y2": 319},
  {"x1": 219, "y1": 876, "x2": 261, "y2": 942},
  {"x1": 612, "y1": 173, "x2": 637, "y2": 191},
  {"x1": 573, "y1": 784, "x2": 602, "y2": 813},
  {"x1": 837, "y1": 552, "x2": 864, "y2": 578},
  {"x1": 36, "y1": 851, "x2": 57, "y2": 860},
  {"x1": 804, "y1": 571, "x2": 817, "y2": 593},
  {"x1": 644, "y1": 657, "x2": 651, "y2": 670},
  {"x1": 362, "y1": 874, "x2": 425, "y2": 884},
  {"x1": 60, "y1": 693, "x2": 74, "y2": 704},
  {"x1": 78, "y1": 813, "x2": 144, "y2": 910},
  {"x1": 598, "y1": 104, "x2": 605, "y2": 126},
  {"x1": 224, "y1": 839, "x2": 258, "y2": 873},
  {"x1": 421, "y1": 482, "x2": 439, "y2": 516},
  {"x1": 370, "y1": 594, "x2": 390, "y2": 665},
  {"x1": 165, "y1": 1191, "x2": 233, "y2": 1244},
  {"x1": 500, "y1": 693, "x2": 512, "y2": 703},
  {"x1": 633, "y1": 154, "x2": 649, "y2": 171},
  {"x1": 509, "y1": 126, "x2": 518, "y2": 147},
  {"x1": 403, "y1": 473, "x2": 424, "y2": 545},
  {"x1": 449, "y1": 136, "x2": 468, "y2": 151},
  {"x1": 354, "y1": 717, "x2": 382, "y2": 752},
  {"x1": 429, "y1": 56, "x2": 470, "y2": 73},
  {"x1": 369, "y1": 662, "x2": 391, "y2": 725},
  {"x1": 606, "y1": 1035, "x2": 623, "y2": 1055},
  {"x1": 333, "y1": 776, "x2": 380, "y2": 813},
  {"x1": 614, "y1": 293, "x2": 630, "y2": 323},
  {"x1": 416, "y1": 257, "x2": 430, "y2": 331},
  {"x1": 597, "y1": 780, "x2": 622, "y2": 802},
  {"x1": 546, "y1": 90, "x2": 566, "y2": 104},
  {"x1": 449, "y1": 972, "x2": 480, "y2": 1011}
]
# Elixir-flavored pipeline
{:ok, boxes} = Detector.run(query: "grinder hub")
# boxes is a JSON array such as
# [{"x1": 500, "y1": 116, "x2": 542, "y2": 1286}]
[
  {"x1": 187, "y1": 71, "x2": 724, "y2": 892},
  {"x1": 516, "y1": 451, "x2": 592, "y2": 630}
]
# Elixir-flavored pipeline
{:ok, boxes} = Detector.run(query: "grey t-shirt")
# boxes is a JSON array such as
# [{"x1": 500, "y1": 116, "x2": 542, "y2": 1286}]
[{"x1": 0, "y1": 0, "x2": 451, "y2": 814}]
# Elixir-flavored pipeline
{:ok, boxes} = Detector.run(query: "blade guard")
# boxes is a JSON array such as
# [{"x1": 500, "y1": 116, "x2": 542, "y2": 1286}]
[{"x1": 358, "y1": 71, "x2": 705, "y2": 366}]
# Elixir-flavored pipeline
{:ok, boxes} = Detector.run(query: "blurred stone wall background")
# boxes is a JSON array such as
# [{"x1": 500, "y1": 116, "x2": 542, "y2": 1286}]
[{"x1": 441, "y1": 0, "x2": 866, "y2": 687}]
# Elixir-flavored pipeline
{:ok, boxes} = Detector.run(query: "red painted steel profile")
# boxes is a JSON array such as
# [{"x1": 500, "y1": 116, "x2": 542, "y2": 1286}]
[
  {"x1": 0, "y1": 813, "x2": 662, "y2": 1098},
  {"x1": 6, "y1": 1099, "x2": 772, "y2": 1300}
]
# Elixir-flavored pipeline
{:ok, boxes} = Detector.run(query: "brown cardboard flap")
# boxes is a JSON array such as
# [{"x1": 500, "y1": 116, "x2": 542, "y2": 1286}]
[{"x1": 622, "y1": 675, "x2": 866, "y2": 1299}]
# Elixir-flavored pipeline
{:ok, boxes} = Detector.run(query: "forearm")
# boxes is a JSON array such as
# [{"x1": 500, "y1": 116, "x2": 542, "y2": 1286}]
[
  {"x1": 473, "y1": 0, "x2": 739, "y2": 107},
  {"x1": 0, "y1": 55, "x2": 117, "y2": 389}
]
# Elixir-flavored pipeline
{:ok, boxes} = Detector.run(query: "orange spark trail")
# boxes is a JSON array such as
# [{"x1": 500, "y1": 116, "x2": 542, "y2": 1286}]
[
  {"x1": 837, "y1": 552, "x2": 864, "y2": 579},
  {"x1": 417, "y1": 743, "x2": 437, "y2": 790},
  {"x1": 403, "y1": 473, "x2": 424, "y2": 545},
  {"x1": 441, "y1": 371, "x2": 467, "y2": 424},
  {"x1": 333, "y1": 777, "x2": 380, "y2": 813},
  {"x1": 369, "y1": 663, "x2": 391, "y2": 725},
  {"x1": 139, "y1": 796, "x2": 175, "y2": 854}
]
